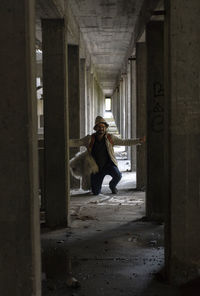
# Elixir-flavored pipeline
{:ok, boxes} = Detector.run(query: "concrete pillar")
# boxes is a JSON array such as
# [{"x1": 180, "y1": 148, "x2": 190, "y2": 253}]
[
  {"x1": 119, "y1": 79, "x2": 123, "y2": 135},
  {"x1": 80, "y1": 58, "x2": 87, "y2": 137},
  {"x1": 101, "y1": 92, "x2": 104, "y2": 115},
  {"x1": 68, "y1": 45, "x2": 80, "y2": 188},
  {"x1": 86, "y1": 67, "x2": 92, "y2": 133},
  {"x1": 120, "y1": 78, "x2": 125, "y2": 137},
  {"x1": 122, "y1": 75, "x2": 126, "y2": 138},
  {"x1": 112, "y1": 92, "x2": 115, "y2": 119},
  {"x1": 0, "y1": 1, "x2": 41, "y2": 294},
  {"x1": 101, "y1": 89, "x2": 105, "y2": 115},
  {"x1": 42, "y1": 19, "x2": 69, "y2": 227},
  {"x1": 124, "y1": 74, "x2": 128, "y2": 138},
  {"x1": 165, "y1": 0, "x2": 200, "y2": 284},
  {"x1": 112, "y1": 90, "x2": 117, "y2": 125},
  {"x1": 127, "y1": 63, "x2": 131, "y2": 139},
  {"x1": 130, "y1": 59, "x2": 137, "y2": 171},
  {"x1": 90, "y1": 73, "x2": 95, "y2": 126},
  {"x1": 124, "y1": 64, "x2": 131, "y2": 165},
  {"x1": 117, "y1": 87, "x2": 121, "y2": 131},
  {"x1": 146, "y1": 21, "x2": 164, "y2": 221},
  {"x1": 136, "y1": 42, "x2": 147, "y2": 190},
  {"x1": 98, "y1": 84, "x2": 104, "y2": 116},
  {"x1": 94, "y1": 78, "x2": 98, "y2": 118}
]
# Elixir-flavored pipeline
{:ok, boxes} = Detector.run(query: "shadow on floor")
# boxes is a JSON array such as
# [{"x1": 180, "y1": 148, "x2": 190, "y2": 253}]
[
  {"x1": 41, "y1": 173, "x2": 184, "y2": 296},
  {"x1": 42, "y1": 218, "x2": 180, "y2": 296}
]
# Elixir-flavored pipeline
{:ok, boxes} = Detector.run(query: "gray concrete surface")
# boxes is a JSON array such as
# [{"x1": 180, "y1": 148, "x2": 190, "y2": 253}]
[
  {"x1": 68, "y1": 0, "x2": 160, "y2": 96},
  {"x1": 42, "y1": 19, "x2": 69, "y2": 227},
  {"x1": 41, "y1": 173, "x2": 181, "y2": 296},
  {"x1": 0, "y1": 1, "x2": 41, "y2": 294},
  {"x1": 136, "y1": 42, "x2": 147, "y2": 190},
  {"x1": 146, "y1": 21, "x2": 165, "y2": 221},
  {"x1": 68, "y1": 45, "x2": 81, "y2": 189},
  {"x1": 164, "y1": 0, "x2": 200, "y2": 284}
]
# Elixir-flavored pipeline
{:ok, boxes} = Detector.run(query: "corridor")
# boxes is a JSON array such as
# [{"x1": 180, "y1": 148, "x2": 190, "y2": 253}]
[{"x1": 0, "y1": 0, "x2": 200, "y2": 295}]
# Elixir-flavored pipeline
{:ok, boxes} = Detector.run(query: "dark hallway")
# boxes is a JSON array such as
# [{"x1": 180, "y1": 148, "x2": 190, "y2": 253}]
[{"x1": 0, "y1": 0, "x2": 200, "y2": 295}]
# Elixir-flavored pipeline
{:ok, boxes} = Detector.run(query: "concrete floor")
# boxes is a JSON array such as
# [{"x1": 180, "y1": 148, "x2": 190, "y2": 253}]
[{"x1": 41, "y1": 172, "x2": 182, "y2": 296}]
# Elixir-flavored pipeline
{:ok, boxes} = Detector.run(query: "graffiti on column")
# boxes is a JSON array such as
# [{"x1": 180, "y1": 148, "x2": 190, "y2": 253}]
[
  {"x1": 154, "y1": 82, "x2": 164, "y2": 97},
  {"x1": 151, "y1": 82, "x2": 164, "y2": 133}
]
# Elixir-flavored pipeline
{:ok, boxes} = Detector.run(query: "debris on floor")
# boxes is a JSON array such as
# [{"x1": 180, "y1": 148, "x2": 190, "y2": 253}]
[
  {"x1": 41, "y1": 172, "x2": 181, "y2": 296},
  {"x1": 66, "y1": 275, "x2": 81, "y2": 288},
  {"x1": 76, "y1": 214, "x2": 98, "y2": 221}
]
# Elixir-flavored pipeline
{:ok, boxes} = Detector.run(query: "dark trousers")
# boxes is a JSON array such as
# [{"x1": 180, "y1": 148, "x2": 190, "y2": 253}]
[{"x1": 91, "y1": 163, "x2": 122, "y2": 195}]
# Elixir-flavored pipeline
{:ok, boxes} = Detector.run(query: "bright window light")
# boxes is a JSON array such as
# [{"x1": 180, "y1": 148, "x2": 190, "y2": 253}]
[{"x1": 105, "y1": 98, "x2": 111, "y2": 111}]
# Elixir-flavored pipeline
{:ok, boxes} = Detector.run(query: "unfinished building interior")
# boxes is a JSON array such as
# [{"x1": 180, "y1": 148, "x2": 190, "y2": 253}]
[{"x1": 0, "y1": 0, "x2": 200, "y2": 295}]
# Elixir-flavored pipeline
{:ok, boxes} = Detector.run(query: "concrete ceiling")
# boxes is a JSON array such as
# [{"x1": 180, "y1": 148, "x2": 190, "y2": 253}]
[
  {"x1": 36, "y1": 0, "x2": 162, "y2": 96},
  {"x1": 69, "y1": 0, "x2": 145, "y2": 95}
]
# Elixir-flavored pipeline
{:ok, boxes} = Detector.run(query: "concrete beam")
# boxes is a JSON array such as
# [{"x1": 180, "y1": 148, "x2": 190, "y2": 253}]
[
  {"x1": 121, "y1": 0, "x2": 161, "y2": 76},
  {"x1": 36, "y1": 0, "x2": 64, "y2": 19}
]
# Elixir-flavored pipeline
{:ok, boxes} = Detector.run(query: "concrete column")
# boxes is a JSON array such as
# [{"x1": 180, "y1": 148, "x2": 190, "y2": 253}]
[
  {"x1": 146, "y1": 21, "x2": 164, "y2": 221},
  {"x1": 122, "y1": 76, "x2": 126, "y2": 138},
  {"x1": 130, "y1": 59, "x2": 137, "y2": 171},
  {"x1": 136, "y1": 42, "x2": 147, "y2": 190},
  {"x1": 100, "y1": 91, "x2": 104, "y2": 115},
  {"x1": 86, "y1": 67, "x2": 91, "y2": 133},
  {"x1": 119, "y1": 79, "x2": 123, "y2": 135},
  {"x1": 117, "y1": 87, "x2": 121, "y2": 131},
  {"x1": 94, "y1": 78, "x2": 98, "y2": 118},
  {"x1": 112, "y1": 93, "x2": 115, "y2": 119},
  {"x1": 0, "y1": 1, "x2": 41, "y2": 295},
  {"x1": 112, "y1": 90, "x2": 117, "y2": 125},
  {"x1": 120, "y1": 77, "x2": 126, "y2": 137},
  {"x1": 101, "y1": 90, "x2": 105, "y2": 115},
  {"x1": 90, "y1": 73, "x2": 95, "y2": 126},
  {"x1": 68, "y1": 45, "x2": 80, "y2": 188},
  {"x1": 96, "y1": 81, "x2": 100, "y2": 115},
  {"x1": 98, "y1": 84, "x2": 104, "y2": 116},
  {"x1": 124, "y1": 74, "x2": 128, "y2": 138},
  {"x1": 42, "y1": 19, "x2": 69, "y2": 227},
  {"x1": 124, "y1": 66, "x2": 130, "y2": 161},
  {"x1": 165, "y1": 0, "x2": 200, "y2": 284},
  {"x1": 127, "y1": 63, "x2": 131, "y2": 139},
  {"x1": 80, "y1": 58, "x2": 87, "y2": 137}
]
